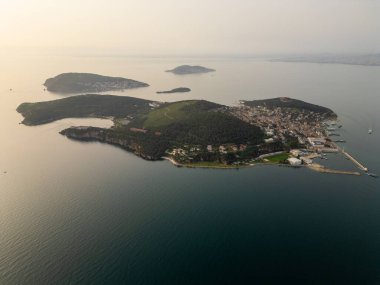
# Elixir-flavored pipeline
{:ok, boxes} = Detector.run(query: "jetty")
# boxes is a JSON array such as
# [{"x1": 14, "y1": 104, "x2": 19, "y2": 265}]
[
  {"x1": 331, "y1": 142, "x2": 369, "y2": 172},
  {"x1": 342, "y1": 150, "x2": 368, "y2": 172},
  {"x1": 307, "y1": 164, "x2": 361, "y2": 176}
]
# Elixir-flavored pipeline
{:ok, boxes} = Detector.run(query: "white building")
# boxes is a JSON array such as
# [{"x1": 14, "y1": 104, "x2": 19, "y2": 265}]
[
  {"x1": 307, "y1": 137, "x2": 326, "y2": 148},
  {"x1": 288, "y1": 157, "x2": 302, "y2": 166},
  {"x1": 300, "y1": 156, "x2": 313, "y2": 165},
  {"x1": 219, "y1": 145, "x2": 227, "y2": 154},
  {"x1": 290, "y1": 149, "x2": 301, "y2": 157},
  {"x1": 265, "y1": 138, "x2": 274, "y2": 143}
]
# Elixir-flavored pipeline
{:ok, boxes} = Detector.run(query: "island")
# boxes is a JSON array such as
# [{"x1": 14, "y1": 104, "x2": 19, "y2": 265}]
[
  {"x1": 17, "y1": 95, "x2": 366, "y2": 175},
  {"x1": 156, "y1": 87, "x2": 191, "y2": 94},
  {"x1": 43, "y1": 73, "x2": 149, "y2": 93},
  {"x1": 166, "y1": 65, "x2": 215, "y2": 75}
]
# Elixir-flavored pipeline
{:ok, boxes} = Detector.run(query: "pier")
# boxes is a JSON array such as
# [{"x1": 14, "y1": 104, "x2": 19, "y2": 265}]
[
  {"x1": 307, "y1": 164, "x2": 361, "y2": 176},
  {"x1": 332, "y1": 142, "x2": 369, "y2": 172},
  {"x1": 341, "y1": 150, "x2": 368, "y2": 172}
]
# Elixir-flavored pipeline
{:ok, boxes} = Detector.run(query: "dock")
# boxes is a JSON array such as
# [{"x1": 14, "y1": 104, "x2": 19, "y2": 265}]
[
  {"x1": 307, "y1": 164, "x2": 361, "y2": 176},
  {"x1": 332, "y1": 142, "x2": 369, "y2": 172},
  {"x1": 341, "y1": 150, "x2": 368, "y2": 172}
]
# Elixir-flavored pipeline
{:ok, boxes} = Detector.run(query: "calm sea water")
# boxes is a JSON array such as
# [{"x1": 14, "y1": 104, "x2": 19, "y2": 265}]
[{"x1": 0, "y1": 55, "x2": 379, "y2": 284}]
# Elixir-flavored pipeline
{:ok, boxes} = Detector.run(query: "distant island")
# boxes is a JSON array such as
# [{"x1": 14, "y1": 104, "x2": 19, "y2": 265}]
[
  {"x1": 166, "y1": 65, "x2": 215, "y2": 75},
  {"x1": 17, "y1": 95, "x2": 360, "y2": 175},
  {"x1": 43, "y1": 73, "x2": 149, "y2": 93},
  {"x1": 156, "y1": 87, "x2": 191, "y2": 94}
]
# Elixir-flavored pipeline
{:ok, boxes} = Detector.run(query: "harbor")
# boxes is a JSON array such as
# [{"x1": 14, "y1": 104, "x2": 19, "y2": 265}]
[
  {"x1": 341, "y1": 147, "x2": 368, "y2": 172},
  {"x1": 325, "y1": 122, "x2": 375, "y2": 176},
  {"x1": 285, "y1": 120, "x2": 376, "y2": 177}
]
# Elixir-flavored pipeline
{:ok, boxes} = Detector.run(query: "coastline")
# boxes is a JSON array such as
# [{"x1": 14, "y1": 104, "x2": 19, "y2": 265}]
[
  {"x1": 162, "y1": 157, "x2": 254, "y2": 169},
  {"x1": 162, "y1": 156, "x2": 362, "y2": 176}
]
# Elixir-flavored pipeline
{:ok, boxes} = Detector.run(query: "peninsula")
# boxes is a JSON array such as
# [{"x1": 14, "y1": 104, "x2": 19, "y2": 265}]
[
  {"x1": 43, "y1": 73, "x2": 149, "y2": 93},
  {"x1": 156, "y1": 87, "x2": 191, "y2": 94},
  {"x1": 17, "y1": 95, "x2": 365, "y2": 175},
  {"x1": 166, "y1": 65, "x2": 215, "y2": 75}
]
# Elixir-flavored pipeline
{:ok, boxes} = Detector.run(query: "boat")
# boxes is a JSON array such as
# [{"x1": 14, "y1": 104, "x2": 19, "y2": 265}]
[
  {"x1": 367, "y1": 173, "x2": 378, "y2": 178},
  {"x1": 368, "y1": 129, "x2": 372, "y2": 134}
]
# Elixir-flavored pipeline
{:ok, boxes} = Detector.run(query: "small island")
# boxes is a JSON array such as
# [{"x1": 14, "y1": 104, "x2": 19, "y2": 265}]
[
  {"x1": 44, "y1": 73, "x2": 149, "y2": 93},
  {"x1": 156, "y1": 87, "x2": 191, "y2": 94},
  {"x1": 166, "y1": 65, "x2": 215, "y2": 75},
  {"x1": 16, "y1": 95, "x2": 368, "y2": 175}
]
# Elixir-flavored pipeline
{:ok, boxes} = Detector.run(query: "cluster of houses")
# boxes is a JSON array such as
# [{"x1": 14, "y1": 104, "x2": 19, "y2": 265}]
[
  {"x1": 307, "y1": 137, "x2": 339, "y2": 153},
  {"x1": 229, "y1": 104, "x2": 330, "y2": 146},
  {"x1": 169, "y1": 144, "x2": 248, "y2": 158}
]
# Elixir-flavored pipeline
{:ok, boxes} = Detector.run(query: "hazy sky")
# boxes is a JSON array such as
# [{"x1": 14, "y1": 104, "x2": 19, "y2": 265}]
[{"x1": 1, "y1": 0, "x2": 379, "y2": 56}]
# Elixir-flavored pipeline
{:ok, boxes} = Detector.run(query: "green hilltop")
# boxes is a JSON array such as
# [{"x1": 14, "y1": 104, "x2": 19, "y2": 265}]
[{"x1": 243, "y1": 97, "x2": 336, "y2": 117}]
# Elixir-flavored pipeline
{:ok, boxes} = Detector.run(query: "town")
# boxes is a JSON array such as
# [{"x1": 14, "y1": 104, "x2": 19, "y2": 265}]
[{"x1": 167, "y1": 102, "x2": 370, "y2": 175}]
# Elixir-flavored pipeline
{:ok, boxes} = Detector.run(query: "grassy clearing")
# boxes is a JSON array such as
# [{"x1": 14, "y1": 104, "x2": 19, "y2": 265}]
[
  {"x1": 143, "y1": 101, "x2": 197, "y2": 129},
  {"x1": 264, "y1": 153, "x2": 290, "y2": 163}
]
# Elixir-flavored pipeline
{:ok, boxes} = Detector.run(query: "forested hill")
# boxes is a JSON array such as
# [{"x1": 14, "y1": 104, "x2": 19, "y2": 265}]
[
  {"x1": 243, "y1": 97, "x2": 336, "y2": 117},
  {"x1": 58, "y1": 99, "x2": 264, "y2": 160},
  {"x1": 17, "y1": 94, "x2": 265, "y2": 160},
  {"x1": 17, "y1": 94, "x2": 154, "y2": 125},
  {"x1": 134, "y1": 100, "x2": 264, "y2": 146}
]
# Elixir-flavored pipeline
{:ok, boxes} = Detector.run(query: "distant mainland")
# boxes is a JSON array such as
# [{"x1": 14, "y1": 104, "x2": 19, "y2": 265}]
[{"x1": 271, "y1": 54, "x2": 380, "y2": 67}]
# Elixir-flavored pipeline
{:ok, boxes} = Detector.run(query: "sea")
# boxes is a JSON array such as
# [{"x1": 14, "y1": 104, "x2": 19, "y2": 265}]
[{"x1": 0, "y1": 54, "x2": 379, "y2": 284}]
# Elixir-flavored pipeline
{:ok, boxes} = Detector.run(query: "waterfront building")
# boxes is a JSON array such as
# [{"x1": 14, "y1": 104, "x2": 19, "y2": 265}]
[
  {"x1": 288, "y1": 157, "x2": 302, "y2": 166},
  {"x1": 290, "y1": 149, "x2": 301, "y2": 157}
]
